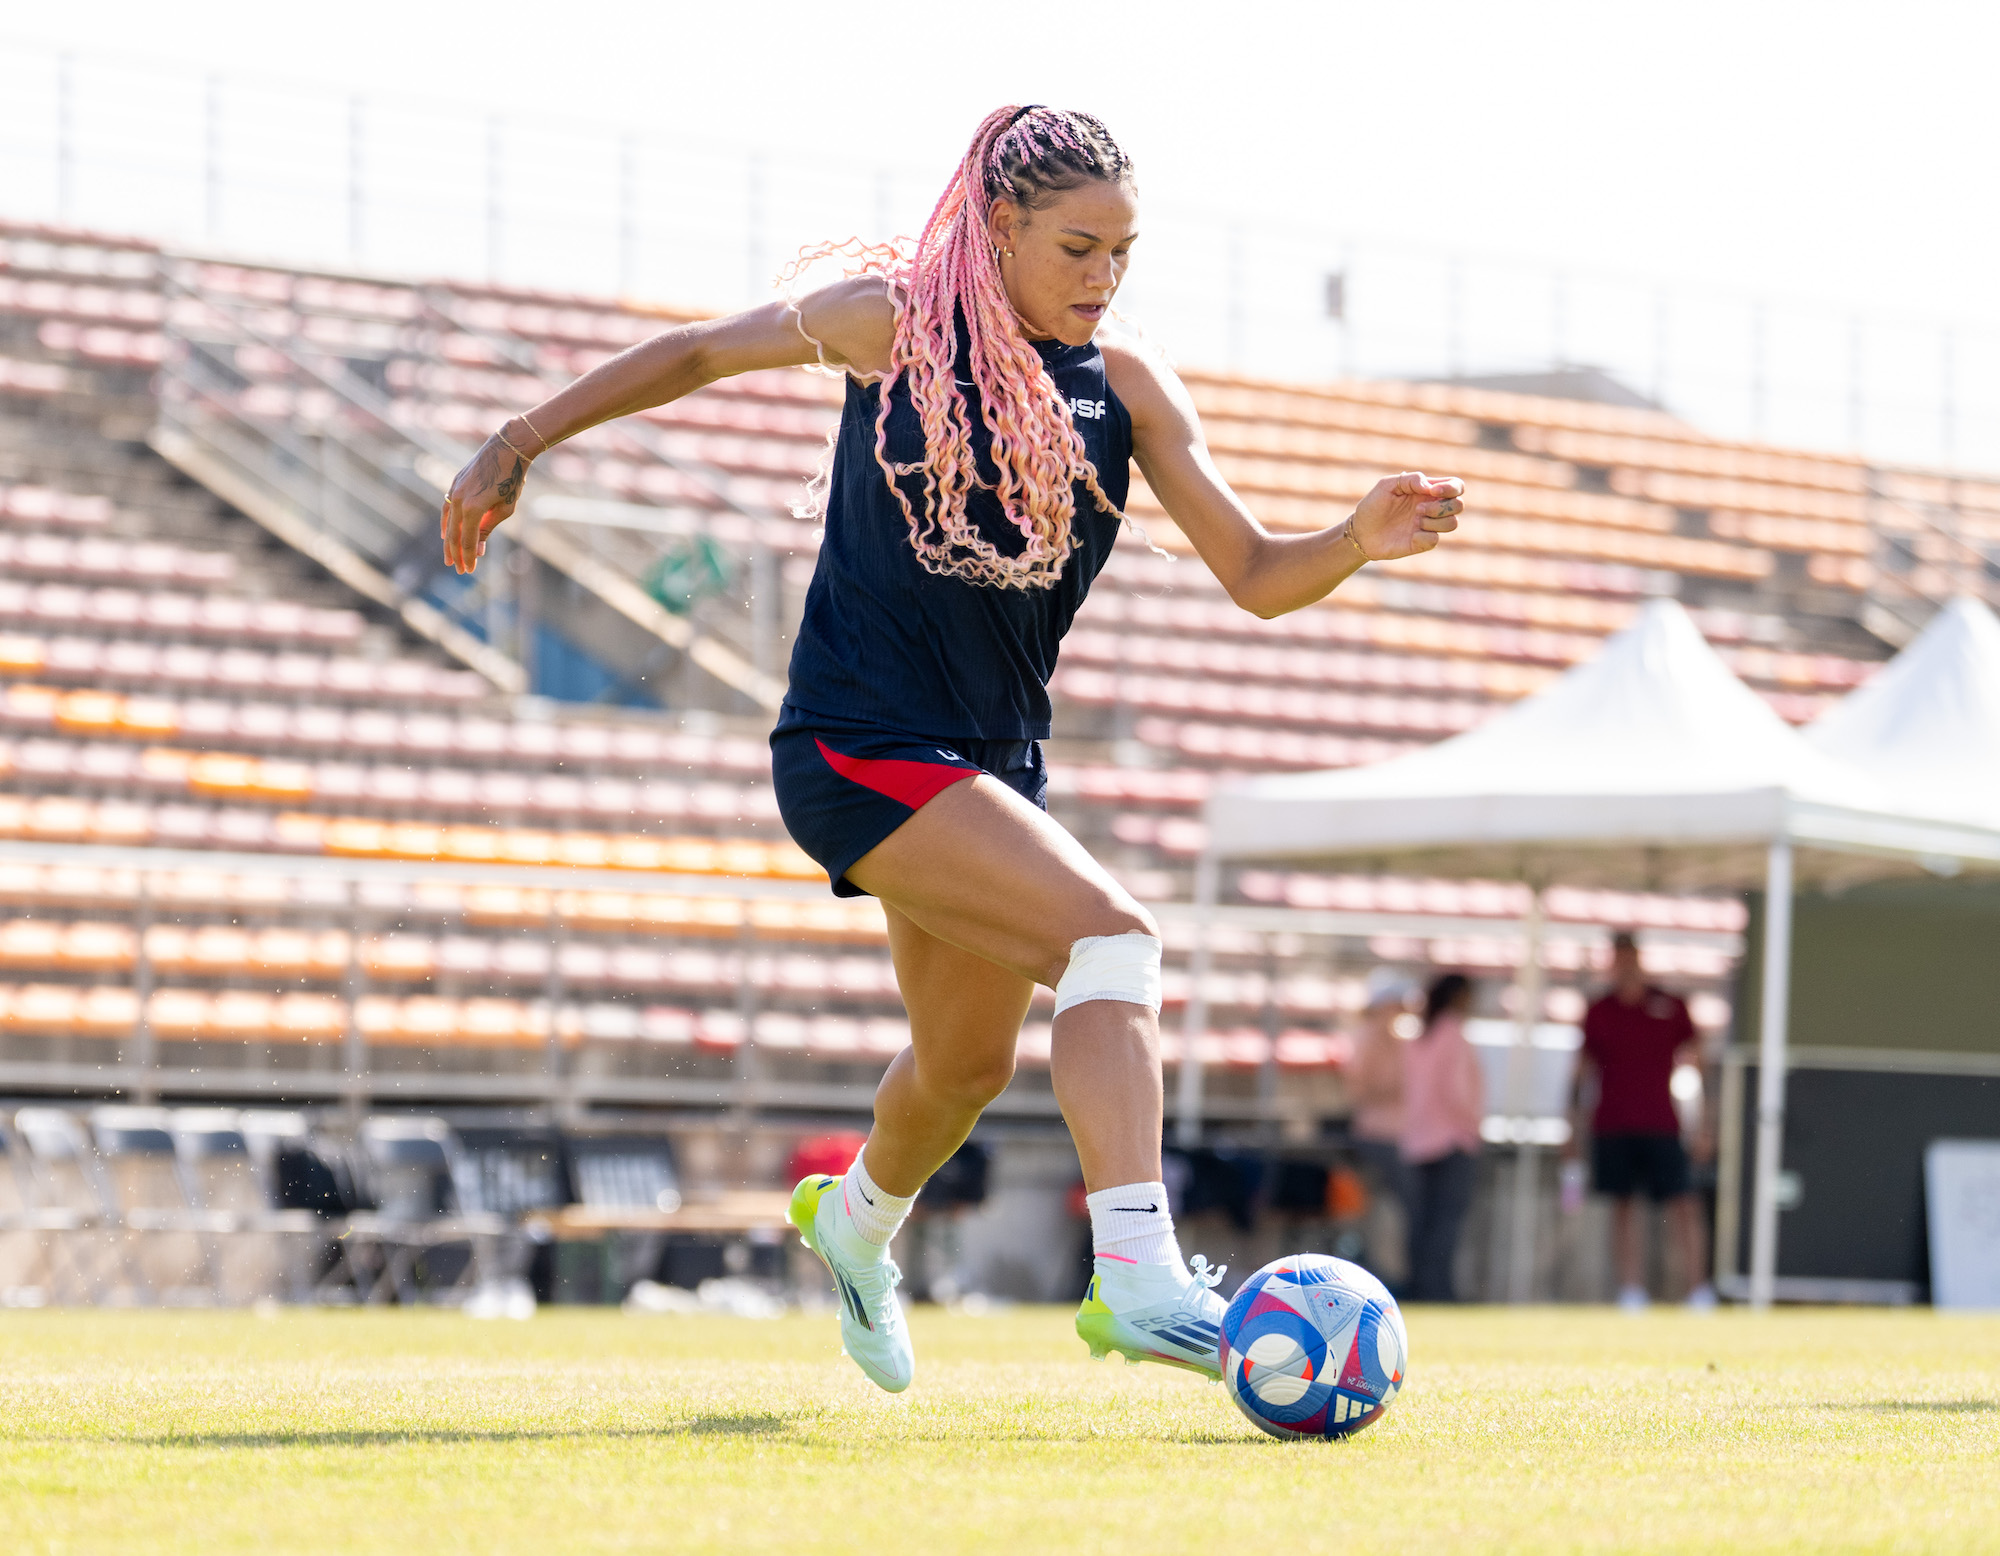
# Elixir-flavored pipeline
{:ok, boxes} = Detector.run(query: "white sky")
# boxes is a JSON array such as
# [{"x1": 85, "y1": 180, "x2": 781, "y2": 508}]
[{"x1": 11, "y1": 0, "x2": 1992, "y2": 322}]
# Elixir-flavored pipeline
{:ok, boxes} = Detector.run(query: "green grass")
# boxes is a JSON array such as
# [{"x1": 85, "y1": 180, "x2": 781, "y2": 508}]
[{"x1": 1, "y1": 1305, "x2": 1997, "y2": 1554}]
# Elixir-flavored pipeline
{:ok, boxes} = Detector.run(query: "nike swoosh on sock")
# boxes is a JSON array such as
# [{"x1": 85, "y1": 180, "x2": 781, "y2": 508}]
[{"x1": 1112, "y1": 1204, "x2": 1159, "y2": 1213}]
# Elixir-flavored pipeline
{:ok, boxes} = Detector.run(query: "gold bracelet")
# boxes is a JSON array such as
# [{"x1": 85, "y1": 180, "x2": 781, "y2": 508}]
[
  {"x1": 1344, "y1": 518, "x2": 1374, "y2": 564},
  {"x1": 493, "y1": 428, "x2": 531, "y2": 463},
  {"x1": 518, "y1": 410, "x2": 553, "y2": 456}
]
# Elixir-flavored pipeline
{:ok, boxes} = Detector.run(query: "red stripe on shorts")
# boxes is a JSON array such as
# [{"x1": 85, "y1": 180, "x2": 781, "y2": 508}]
[{"x1": 815, "y1": 738, "x2": 976, "y2": 810}]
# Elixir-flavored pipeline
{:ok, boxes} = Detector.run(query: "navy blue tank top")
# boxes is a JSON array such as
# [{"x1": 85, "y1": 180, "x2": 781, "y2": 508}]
[{"x1": 783, "y1": 328, "x2": 1132, "y2": 741}]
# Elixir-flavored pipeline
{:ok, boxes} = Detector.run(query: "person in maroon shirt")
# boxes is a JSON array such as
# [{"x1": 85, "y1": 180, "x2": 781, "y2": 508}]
[{"x1": 1566, "y1": 931, "x2": 1716, "y2": 1311}]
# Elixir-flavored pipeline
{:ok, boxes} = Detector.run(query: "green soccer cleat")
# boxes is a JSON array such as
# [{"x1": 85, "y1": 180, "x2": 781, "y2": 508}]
[
  {"x1": 789, "y1": 1173, "x2": 914, "y2": 1394},
  {"x1": 1074, "y1": 1254, "x2": 1228, "y2": 1380}
]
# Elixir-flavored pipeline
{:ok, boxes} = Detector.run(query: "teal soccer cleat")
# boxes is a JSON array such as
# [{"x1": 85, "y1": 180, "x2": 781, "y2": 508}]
[
  {"x1": 789, "y1": 1173, "x2": 915, "y2": 1393},
  {"x1": 1074, "y1": 1254, "x2": 1228, "y2": 1380}
]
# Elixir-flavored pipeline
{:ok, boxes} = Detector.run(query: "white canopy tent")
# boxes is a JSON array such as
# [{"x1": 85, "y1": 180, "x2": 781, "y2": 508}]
[
  {"x1": 1806, "y1": 596, "x2": 2000, "y2": 831},
  {"x1": 1186, "y1": 598, "x2": 2000, "y2": 1308}
]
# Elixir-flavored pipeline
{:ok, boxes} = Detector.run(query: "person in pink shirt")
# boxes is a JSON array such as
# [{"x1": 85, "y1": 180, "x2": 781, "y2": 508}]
[{"x1": 1399, "y1": 973, "x2": 1485, "y2": 1301}]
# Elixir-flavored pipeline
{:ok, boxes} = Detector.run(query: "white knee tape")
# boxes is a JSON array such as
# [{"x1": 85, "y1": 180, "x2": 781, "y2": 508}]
[{"x1": 1053, "y1": 932, "x2": 1163, "y2": 1017}]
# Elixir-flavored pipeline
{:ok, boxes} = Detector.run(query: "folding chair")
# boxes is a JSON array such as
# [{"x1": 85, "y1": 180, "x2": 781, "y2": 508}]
[
  {"x1": 11, "y1": 1107, "x2": 126, "y2": 1302},
  {"x1": 563, "y1": 1135, "x2": 677, "y2": 1223},
  {"x1": 171, "y1": 1109, "x2": 322, "y2": 1304},
  {"x1": 0, "y1": 1114, "x2": 55, "y2": 1305},
  {"x1": 330, "y1": 1117, "x2": 512, "y2": 1305},
  {"x1": 556, "y1": 1134, "x2": 687, "y2": 1302},
  {"x1": 88, "y1": 1105, "x2": 230, "y2": 1304},
  {"x1": 242, "y1": 1111, "x2": 354, "y2": 1297}
]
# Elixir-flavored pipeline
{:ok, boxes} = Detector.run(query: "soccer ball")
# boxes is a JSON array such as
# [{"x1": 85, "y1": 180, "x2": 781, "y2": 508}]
[{"x1": 1218, "y1": 1254, "x2": 1408, "y2": 1440}]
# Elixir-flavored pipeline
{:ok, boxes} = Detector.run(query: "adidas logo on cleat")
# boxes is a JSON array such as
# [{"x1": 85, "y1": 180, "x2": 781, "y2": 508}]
[{"x1": 834, "y1": 1270, "x2": 873, "y2": 1331}]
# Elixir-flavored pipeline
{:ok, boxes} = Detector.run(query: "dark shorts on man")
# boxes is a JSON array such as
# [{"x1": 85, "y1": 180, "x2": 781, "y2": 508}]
[{"x1": 1591, "y1": 1132, "x2": 1690, "y2": 1201}]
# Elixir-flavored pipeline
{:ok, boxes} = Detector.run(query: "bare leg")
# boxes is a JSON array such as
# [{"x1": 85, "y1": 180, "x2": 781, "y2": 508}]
[
  {"x1": 1670, "y1": 1193, "x2": 1708, "y2": 1297},
  {"x1": 845, "y1": 776, "x2": 1162, "y2": 1194},
  {"x1": 859, "y1": 905, "x2": 1033, "y2": 1197},
  {"x1": 1612, "y1": 1196, "x2": 1643, "y2": 1292},
  {"x1": 1049, "y1": 1001, "x2": 1162, "y2": 1192}
]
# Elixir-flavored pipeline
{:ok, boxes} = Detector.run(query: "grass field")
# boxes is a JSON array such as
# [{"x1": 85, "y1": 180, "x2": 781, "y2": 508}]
[{"x1": 1, "y1": 1305, "x2": 1996, "y2": 1554}]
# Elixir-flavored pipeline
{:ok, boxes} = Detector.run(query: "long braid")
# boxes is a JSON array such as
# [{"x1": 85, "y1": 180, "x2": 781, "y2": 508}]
[{"x1": 793, "y1": 106, "x2": 1134, "y2": 590}]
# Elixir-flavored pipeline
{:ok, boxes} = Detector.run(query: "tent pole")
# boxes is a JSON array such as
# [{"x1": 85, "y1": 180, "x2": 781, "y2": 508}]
[
  {"x1": 1748, "y1": 836, "x2": 1793, "y2": 1311},
  {"x1": 1175, "y1": 850, "x2": 1220, "y2": 1148},
  {"x1": 1505, "y1": 886, "x2": 1547, "y2": 1303}
]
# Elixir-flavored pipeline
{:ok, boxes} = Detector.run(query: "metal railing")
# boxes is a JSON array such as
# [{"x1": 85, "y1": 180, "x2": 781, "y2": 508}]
[
  {"x1": 152, "y1": 261, "x2": 786, "y2": 710},
  {"x1": 154, "y1": 261, "x2": 524, "y2": 688},
  {"x1": 414, "y1": 286, "x2": 791, "y2": 687},
  {"x1": 1860, "y1": 478, "x2": 2000, "y2": 645}
]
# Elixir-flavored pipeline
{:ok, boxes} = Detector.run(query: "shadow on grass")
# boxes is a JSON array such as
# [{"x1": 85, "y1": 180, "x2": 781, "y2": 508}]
[
  {"x1": 1814, "y1": 1400, "x2": 1997, "y2": 1414},
  {"x1": 682, "y1": 1412, "x2": 789, "y2": 1436},
  {"x1": 126, "y1": 1413, "x2": 796, "y2": 1449}
]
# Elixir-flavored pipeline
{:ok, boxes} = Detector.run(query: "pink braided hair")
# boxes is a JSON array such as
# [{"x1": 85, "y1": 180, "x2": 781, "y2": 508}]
[{"x1": 789, "y1": 106, "x2": 1134, "y2": 591}]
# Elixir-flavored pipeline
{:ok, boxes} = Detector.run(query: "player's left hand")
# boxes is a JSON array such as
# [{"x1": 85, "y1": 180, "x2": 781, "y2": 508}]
[{"x1": 1349, "y1": 472, "x2": 1464, "y2": 561}]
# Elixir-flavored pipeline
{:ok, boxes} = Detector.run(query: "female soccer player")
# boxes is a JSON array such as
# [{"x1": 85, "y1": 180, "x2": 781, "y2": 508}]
[{"x1": 442, "y1": 105, "x2": 1463, "y2": 1393}]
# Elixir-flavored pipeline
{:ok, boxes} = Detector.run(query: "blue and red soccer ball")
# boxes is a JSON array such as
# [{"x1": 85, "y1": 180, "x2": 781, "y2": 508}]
[{"x1": 1219, "y1": 1254, "x2": 1409, "y2": 1440}]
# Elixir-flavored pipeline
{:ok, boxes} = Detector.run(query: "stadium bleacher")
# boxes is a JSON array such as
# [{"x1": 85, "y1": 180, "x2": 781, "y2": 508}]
[{"x1": 6, "y1": 211, "x2": 1980, "y2": 1184}]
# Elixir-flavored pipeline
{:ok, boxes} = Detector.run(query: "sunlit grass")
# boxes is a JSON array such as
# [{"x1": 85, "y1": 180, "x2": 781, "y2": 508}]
[{"x1": 1, "y1": 1305, "x2": 1996, "y2": 1553}]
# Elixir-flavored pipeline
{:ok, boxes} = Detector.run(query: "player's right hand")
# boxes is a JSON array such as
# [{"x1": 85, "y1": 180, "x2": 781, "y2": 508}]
[{"x1": 441, "y1": 433, "x2": 531, "y2": 575}]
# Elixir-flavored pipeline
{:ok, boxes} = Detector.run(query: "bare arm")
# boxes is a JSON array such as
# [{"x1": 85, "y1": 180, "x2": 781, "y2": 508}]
[
  {"x1": 440, "y1": 278, "x2": 895, "y2": 574},
  {"x1": 1678, "y1": 1015, "x2": 1717, "y2": 1164},
  {"x1": 1101, "y1": 337, "x2": 1462, "y2": 618},
  {"x1": 1565, "y1": 1051, "x2": 1597, "y2": 1159},
  {"x1": 1458, "y1": 1031, "x2": 1487, "y2": 1139},
  {"x1": 1348, "y1": 1027, "x2": 1396, "y2": 1110}
]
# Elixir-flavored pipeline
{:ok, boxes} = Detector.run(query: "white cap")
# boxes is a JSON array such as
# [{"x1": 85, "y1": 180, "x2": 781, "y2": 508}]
[{"x1": 1364, "y1": 968, "x2": 1415, "y2": 1010}]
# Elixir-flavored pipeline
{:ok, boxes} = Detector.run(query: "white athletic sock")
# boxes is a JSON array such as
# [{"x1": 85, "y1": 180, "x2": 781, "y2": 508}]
[
  {"x1": 1086, "y1": 1181, "x2": 1184, "y2": 1270},
  {"x1": 838, "y1": 1149, "x2": 916, "y2": 1251}
]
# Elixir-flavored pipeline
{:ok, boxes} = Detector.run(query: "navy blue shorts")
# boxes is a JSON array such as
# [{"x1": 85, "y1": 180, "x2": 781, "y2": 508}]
[
  {"x1": 1591, "y1": 1133, "x2": 1691, "y2": 1202},
  {"x1": 770, "y1": 707, "x2": 1048, "y2": 898}
]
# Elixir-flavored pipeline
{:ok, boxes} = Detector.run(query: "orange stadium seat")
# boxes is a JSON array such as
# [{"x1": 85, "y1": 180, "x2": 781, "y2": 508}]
[
  {"x1": 494, "y1": 941, "x2": 552, "y2": 981},
  {"x1": 461, "y1": 997, "x2": 543, "y2": 1047},
  {"x1": 203, "y1": 991, "x2": 275, "y2": 1039},
  {"x1": 2, "y1": 982, "x2": 81, "y2": 1032},
  {"x1": 361, "y1": 936, "x2": 436, "y2": 980},
  {"x1": 633, "y1": 895, "x2": 743, "y2": 936},
  {"x1": 394, "y1": 997, "x2": 459, "y2": 1045},
  {"x1": 0, "y1": 920, "x2": 62, "y2": 968},
  {"x1": 0, "y1": 636, "x2": 45, "y2": 673},
  {"x1": 74, "y1": 985, "x2": 139, "y2": 1037},
  {"x1": 268, "y1": 992, "x2": 345, "y2": 1041},
  {"x1": 60, "y1": 922, "x2": 135, "y2": 971},
  {"x1": 145, "y1": 988, "x2": 210, "y2": 1040}
]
